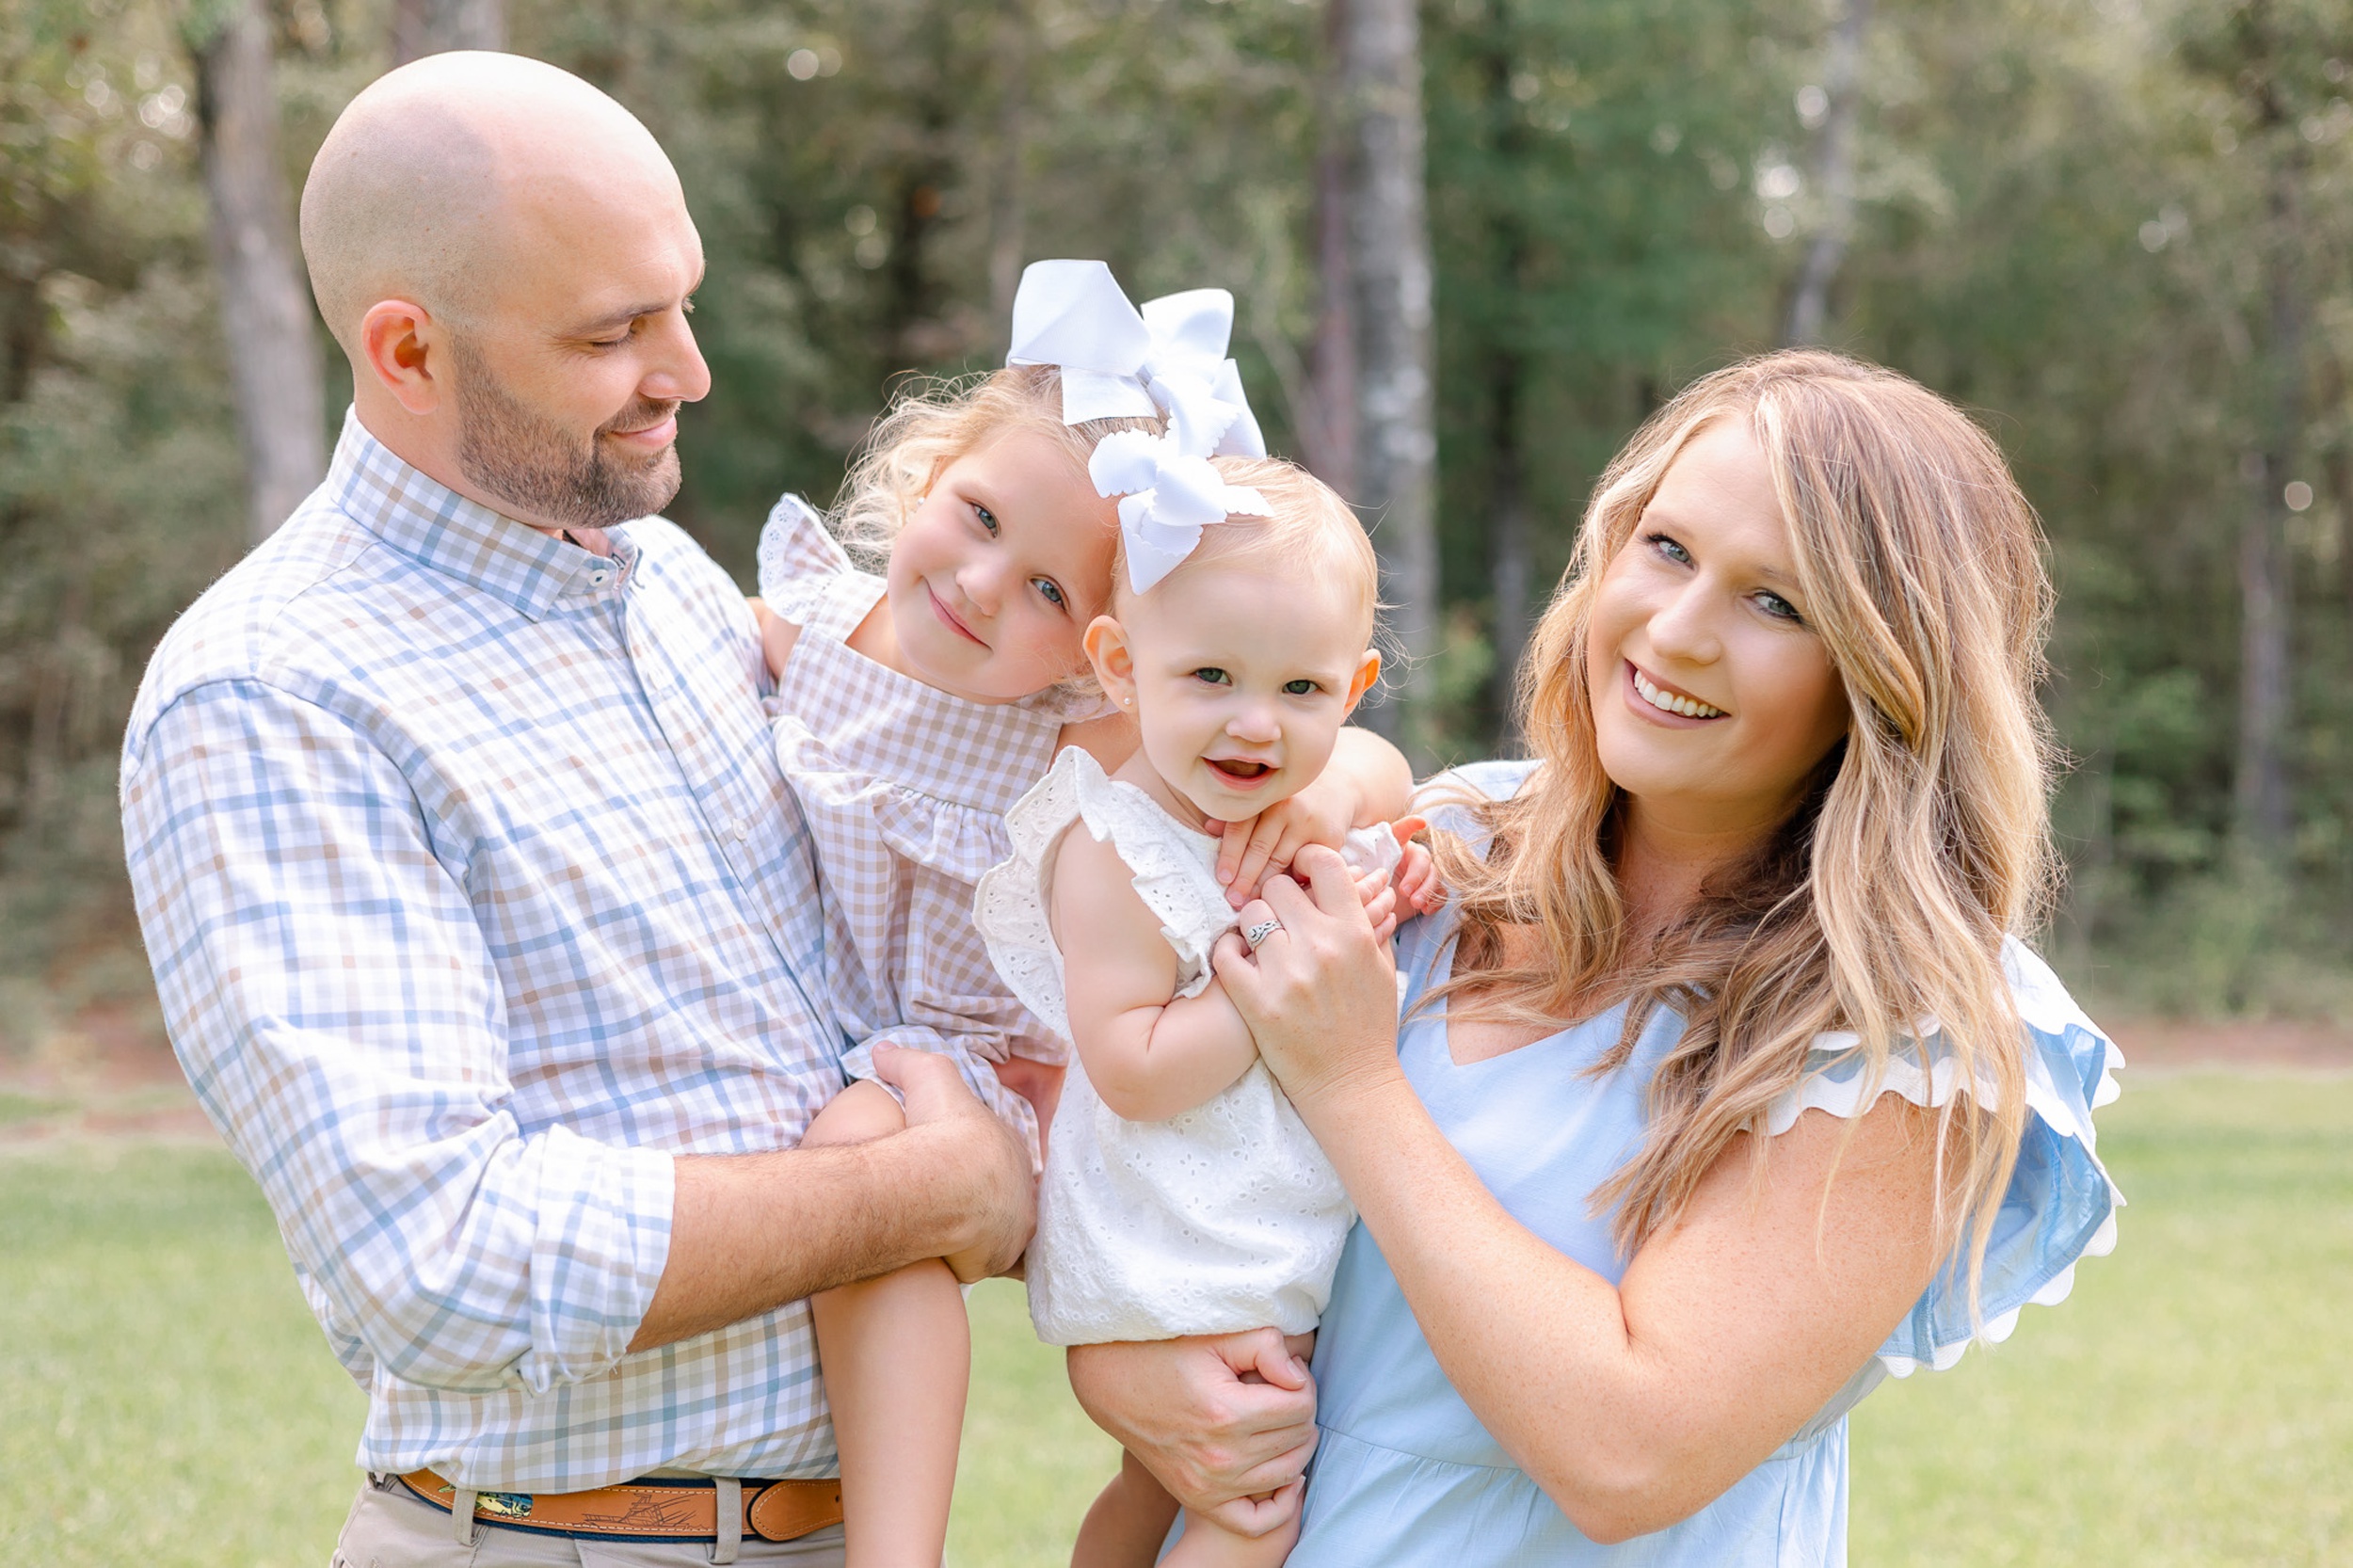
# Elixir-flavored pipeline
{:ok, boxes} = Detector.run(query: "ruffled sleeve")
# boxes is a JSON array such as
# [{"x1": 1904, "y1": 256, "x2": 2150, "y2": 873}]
[
  {"x1": 1764, "y1": 937, "x2": 2124, "y2": 1379},
  {"x1": 754, "y1": 492, "x2": 855, "y2": 628}
]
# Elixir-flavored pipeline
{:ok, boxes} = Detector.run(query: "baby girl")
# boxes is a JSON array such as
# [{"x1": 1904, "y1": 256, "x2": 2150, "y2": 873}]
[
  {"x1": 977, "y1": 453, "x2": 1433, "y2": 1566},
  {"x1": 753, "y1": 260, "x2": 1421, "y2": 1566}
]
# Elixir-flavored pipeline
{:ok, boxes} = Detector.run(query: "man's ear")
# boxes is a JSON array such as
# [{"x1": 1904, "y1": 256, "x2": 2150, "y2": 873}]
[
  {"x1": 1084, "y1": 615, "x2": 1138, "y2": 710},
  {"x1": 359, "y1": 297, "x2": 447, "y2": 417},
  {"x1": 1342, "y1": 649, "x2": 1382, "y2": 716}
]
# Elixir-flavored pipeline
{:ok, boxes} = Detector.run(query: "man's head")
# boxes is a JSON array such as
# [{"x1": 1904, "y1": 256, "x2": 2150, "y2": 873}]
[{"x1": 300, "y1": 53, "x2": 710, "y2": 533}]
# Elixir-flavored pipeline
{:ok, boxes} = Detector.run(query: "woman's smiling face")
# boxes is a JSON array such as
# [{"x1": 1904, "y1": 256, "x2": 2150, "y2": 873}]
[{"x1": 1585, "y1": 417, "x2": 1851, "y2": 839}]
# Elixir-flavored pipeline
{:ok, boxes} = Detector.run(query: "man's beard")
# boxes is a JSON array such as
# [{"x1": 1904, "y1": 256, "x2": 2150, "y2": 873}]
[{"x1": 451, "y1": 337, "x2": 682, "y2": 533}]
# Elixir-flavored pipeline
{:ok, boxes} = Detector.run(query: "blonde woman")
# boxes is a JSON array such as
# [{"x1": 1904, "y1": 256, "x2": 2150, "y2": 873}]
[{"x1": 1065, "y1": 349, "x2": 2123, "y2": 1564}]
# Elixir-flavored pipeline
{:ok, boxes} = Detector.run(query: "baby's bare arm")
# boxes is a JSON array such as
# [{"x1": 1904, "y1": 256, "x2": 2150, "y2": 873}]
[{"x1": 1052, "y1": 828, "x2": 1261, "y2": 1123}]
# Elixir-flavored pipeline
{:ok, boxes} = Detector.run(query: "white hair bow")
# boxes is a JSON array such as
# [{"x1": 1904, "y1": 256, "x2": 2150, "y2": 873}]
[
  {"x1": 1006, "y1": 259, "x2": 1271, "y2": 593},
  {"x1": 1087, "y1": 431, "x2": 1270, "y2": 594}
]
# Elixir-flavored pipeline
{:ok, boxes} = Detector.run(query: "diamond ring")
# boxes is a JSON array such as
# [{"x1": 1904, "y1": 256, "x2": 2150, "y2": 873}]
[{"x1": 1242, "y1": 919, "x2": 1282, "y2": 950}]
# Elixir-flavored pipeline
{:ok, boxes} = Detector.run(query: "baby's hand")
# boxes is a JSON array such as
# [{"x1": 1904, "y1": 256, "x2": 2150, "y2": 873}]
[
  {"x1": 1215, "y1": 777, "x2": 1360, "y2": 907},
  {"x1": 1390, "y1": 818, "x2": 1444, "y2": 917}
]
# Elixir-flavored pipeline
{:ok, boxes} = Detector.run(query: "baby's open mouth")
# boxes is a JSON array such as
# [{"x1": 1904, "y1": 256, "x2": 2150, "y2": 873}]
[{"x1": 1207, "y1": 758, "x2": 1274, "y2": 783}]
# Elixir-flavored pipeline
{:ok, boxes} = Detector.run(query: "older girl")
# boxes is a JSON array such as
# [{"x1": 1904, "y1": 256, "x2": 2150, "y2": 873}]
[{"x1": 1068, "y1": 349, "x2": 2123, "y2": 1564}]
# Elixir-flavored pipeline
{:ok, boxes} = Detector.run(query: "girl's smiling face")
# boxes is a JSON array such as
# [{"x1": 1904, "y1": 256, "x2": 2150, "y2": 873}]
[
  {"x1": 885, "y1": 426, "x2": 1121, "y2": 703},
  {"x1": 1087, "y1": 553, "x2": 1380, "y2": 828},
  {"x1": 1585, "y1": 417, "x2": 1851, "y2": 839}
]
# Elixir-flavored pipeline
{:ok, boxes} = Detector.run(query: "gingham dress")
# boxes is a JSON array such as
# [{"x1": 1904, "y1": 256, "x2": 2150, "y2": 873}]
[{"x1": 758, "y1": 496, "x2": 1101, "y2": 1160}]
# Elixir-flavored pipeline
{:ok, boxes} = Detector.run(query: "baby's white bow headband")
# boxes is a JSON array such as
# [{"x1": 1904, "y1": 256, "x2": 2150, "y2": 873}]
[{"x1": 1006, "y1": 259, "x2": 1270, "y2": 593}]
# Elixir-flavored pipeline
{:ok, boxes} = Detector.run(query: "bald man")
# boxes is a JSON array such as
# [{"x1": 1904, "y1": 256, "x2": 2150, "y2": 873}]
[{"x1": 120, "y1": 54, "x2": 1029, "y2": 1566}]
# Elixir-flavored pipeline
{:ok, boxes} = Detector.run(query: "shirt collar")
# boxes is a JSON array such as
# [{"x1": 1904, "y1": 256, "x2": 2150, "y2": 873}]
[{"x1": 328, "y1": 407, "x2": 637, "y2": 619}]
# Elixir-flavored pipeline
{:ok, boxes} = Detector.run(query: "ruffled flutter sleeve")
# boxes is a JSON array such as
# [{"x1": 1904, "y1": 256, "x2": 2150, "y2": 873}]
[{"x1": 1765, "y1": 937, "x2": 2124, "y2": 1379}]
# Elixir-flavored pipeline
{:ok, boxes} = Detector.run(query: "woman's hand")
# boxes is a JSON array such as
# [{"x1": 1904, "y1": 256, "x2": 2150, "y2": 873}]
[
  {"x1": 1211, "y1": 844, "x2": 1407, "y2": 1112},
  {"x1": 1064, "y1": 1331, "x2": 1319, "y2": 1533}
]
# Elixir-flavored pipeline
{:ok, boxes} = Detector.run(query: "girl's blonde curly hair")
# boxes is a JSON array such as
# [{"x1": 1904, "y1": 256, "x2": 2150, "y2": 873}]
[{"x1": 832, "y1": 363, "x2": 1162, "y2": 572}]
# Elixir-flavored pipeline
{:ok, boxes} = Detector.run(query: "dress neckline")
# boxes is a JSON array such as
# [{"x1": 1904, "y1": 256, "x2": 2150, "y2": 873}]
[{"x1": 1412, "y1": 919, "x2": 1629, "y2": 1072}]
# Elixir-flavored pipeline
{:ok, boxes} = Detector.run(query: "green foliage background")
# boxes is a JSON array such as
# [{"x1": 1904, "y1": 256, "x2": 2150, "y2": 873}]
[{"x1": 3, "y1": 0, "x2": 2350, "y2": 1029}]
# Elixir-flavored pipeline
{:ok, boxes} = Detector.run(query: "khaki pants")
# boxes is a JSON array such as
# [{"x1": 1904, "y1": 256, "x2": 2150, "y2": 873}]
[{"x1": 330, "y1": 1473, "x2": 848, "y2": 1568}]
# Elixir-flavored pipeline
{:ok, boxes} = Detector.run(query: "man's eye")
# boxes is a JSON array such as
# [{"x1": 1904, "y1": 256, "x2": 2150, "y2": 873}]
[
  {"x1": 1033, "y1": 578, "x2": 1067, "y2": 609},
  {"x1": 974, "y1": 504, "x2": 999, "y2": 536},
  {"x1": 1193, "y1": 667, "x2": 1232, "y2": 686},
  {"x1": 1646, "y1": 532, "x2": 1692, "y2": 566},
  {"x1": 1282, "y1": 679, "x2": 1319, "y2": 696}
]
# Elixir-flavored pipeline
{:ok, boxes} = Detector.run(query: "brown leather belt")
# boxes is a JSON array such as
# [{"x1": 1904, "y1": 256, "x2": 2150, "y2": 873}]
[{"x1": 400, "y1": 1467, "x2": 843, "y2": 1543}]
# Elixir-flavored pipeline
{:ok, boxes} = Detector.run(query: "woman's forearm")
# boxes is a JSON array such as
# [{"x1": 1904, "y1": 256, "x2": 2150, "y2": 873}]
[
  {"x1": 1293, "y1": 1069, "x2": 1938, "y2": 1543},
  {"x1": 1289, "y1": 1069, "x2": 1660, "y2": 1538}
]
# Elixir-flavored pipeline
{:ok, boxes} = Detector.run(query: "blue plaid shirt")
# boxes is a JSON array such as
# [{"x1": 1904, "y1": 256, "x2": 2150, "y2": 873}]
[{"x1": 121, "y1": 410, "x2": 853, "y2": 1490}]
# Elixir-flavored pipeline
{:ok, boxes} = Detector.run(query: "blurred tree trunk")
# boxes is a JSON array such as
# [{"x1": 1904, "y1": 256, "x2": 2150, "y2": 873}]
[
  {"x1": 1475, "y1": 24, "x2": 1531, "y2": 720},
  {"x1": 1332, "y1": 0, "x2": 1438, "y2": 760},
  {"x1": 392, "y1": 0, "x2": 505, "y2": 64},
  {"x1": 191, "y1": 0, "x2": 326, "y2": 546},
  {"x1": 1785, "y1": 0, "x2": 1868, "y2": 346},
  {"x1": 2233, "y1": 48, "x2": 2305, "y2": 857},
  {"x1": 985, "y1": 0, "x2": 1034, "y2": 336},
  {"x1": 1303, "y1": 13, "x2": 1358, "y2": 499}
]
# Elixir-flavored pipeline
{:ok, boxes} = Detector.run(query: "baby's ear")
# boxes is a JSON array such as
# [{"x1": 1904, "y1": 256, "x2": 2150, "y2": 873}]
[
  {"x1": 1083, "y1": 614, "x2": 1137, "y2": 704},
  {"x1": 1342, "y1": 649, "x2": 1383, "y2": 714}
]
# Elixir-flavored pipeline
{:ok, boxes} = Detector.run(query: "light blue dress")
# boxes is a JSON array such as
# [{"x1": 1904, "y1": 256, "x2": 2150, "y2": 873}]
[{"x1": 1288, "y1": 761, "x2": 2124, "y2": 1566}]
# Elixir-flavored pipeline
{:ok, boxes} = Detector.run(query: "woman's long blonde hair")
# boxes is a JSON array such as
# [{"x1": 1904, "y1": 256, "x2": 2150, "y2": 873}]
[{"x1": 1434, "y1": 349, "x2": 2058, "y2": 1296}]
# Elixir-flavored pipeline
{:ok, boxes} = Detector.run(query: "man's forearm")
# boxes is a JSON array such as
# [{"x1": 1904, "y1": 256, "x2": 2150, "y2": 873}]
[{"x1": 628, "y1": 1120, "x2": 986, "y2": 1353}]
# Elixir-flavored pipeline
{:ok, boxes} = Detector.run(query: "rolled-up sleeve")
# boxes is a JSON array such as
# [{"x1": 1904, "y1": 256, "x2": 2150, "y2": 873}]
[{"x1": 121, "y1": 679, "x2": 676, "y2": 1395}]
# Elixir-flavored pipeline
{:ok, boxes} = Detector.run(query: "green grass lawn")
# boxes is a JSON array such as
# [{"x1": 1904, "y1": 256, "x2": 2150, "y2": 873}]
[{"x1": 2, "y1": 1073, "x2": 2345, "y2": 1566}]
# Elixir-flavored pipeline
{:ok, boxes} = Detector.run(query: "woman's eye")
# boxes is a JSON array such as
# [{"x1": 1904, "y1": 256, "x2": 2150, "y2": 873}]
[
  {"x1": 1192, "y1": 667, "x2": 1232, "y2": 686},
  {"x1": 1646, "y1": 532, "x2": 1692, "y2": 566},
  {"x1": 1282, "y1": 679, "x2": 1319, "y2": 696},
  {"x1": 973, "y1": 504, "x2": 999, "y2": 536},
  {"x1": 1032, "y1": 578, "x2": 1067, "y2": 610},
  {"x1": 1756, "y1": 591, "x2": 1804, "y2": 624}
]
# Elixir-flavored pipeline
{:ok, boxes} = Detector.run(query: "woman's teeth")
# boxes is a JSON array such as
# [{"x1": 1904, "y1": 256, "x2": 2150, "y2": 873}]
[{"x1": 1633, "y1": 668, "x2": 1725, "y2": 720}]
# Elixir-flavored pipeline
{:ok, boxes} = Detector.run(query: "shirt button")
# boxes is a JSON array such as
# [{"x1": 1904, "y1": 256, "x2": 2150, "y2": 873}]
[
  {"x1": 589, "y1": 569, "x2": 611, "y2": 589},
  {"x1": 730, "y1": 818, "x2": 750, "y2": 841}
]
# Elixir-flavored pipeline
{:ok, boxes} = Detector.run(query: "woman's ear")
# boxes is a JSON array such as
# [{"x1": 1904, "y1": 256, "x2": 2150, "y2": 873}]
[
  {"x1": 1084, "y1": 615, "x2": 1139, "y2": 711},
  {"x1": 1341, "y1": 650, "x2": 1382, "y2": 717},
  {"x1": 359, "y1": 297, "x2": 446, "y2": 416}
]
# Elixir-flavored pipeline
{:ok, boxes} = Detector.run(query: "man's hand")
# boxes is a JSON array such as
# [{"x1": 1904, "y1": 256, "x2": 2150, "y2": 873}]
[
  {"x1": 631, "y1": 1046, "x2": 1034, "y2": 1352},
  {"x1": 1065, "y1": 1331, "x2": 1320, "y2": 1533},
  {"x1": 875, "y1": 1045, "x2": 1034, "y2": 1283}
]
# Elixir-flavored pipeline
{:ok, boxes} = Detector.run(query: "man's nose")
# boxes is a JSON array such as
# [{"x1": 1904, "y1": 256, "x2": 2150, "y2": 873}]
[{"x1": 643, "y1": 307, "x2": 712, "y2": 406}]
